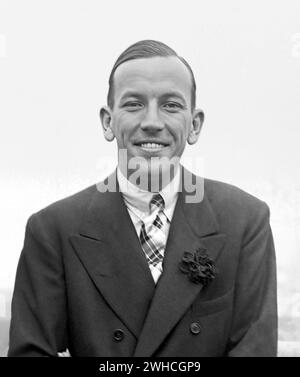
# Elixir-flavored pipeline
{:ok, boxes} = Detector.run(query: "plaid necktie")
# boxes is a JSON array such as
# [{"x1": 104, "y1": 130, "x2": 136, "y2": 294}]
[{"x1": 139, "y1": 193, "x2": 168, "y2": 268}]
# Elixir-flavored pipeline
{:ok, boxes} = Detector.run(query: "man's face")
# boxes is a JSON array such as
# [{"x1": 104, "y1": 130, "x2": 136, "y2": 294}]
[{"x1": 101, "y1": 56, "x2": 203, "y2": 183}]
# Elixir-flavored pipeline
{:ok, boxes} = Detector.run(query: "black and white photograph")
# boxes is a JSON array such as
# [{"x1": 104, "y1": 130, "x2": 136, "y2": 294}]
[{"x1": 0, "y1": 0, "x2": 299, "y2": 358}]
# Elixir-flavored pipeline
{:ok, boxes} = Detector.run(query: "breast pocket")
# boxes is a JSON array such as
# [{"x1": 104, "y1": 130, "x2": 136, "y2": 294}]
[{"x1": 192, "y1": 287, "x2": 234, "y2": 317}]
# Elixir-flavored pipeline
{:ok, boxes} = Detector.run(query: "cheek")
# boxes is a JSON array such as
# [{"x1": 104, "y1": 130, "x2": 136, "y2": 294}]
[
  {"x1": 114, "y1": 113, "x2": 140, "y2": 130},
  {"x1": 165, "y1": 115, "x2": 191, "y2": 140},
  {"x1": 112, "y1": 114, "x2": 137, "y2": 139},
  {"x1": 117, "y1": 111, "x2": 142, "y2": 122}
]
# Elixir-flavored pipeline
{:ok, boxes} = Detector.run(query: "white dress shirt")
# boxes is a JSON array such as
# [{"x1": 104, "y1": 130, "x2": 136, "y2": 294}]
[{"x1": 117, "y1": 167, "x2": 180, "y2": 283}]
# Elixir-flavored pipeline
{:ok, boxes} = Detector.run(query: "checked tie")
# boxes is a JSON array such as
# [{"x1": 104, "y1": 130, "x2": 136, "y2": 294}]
[{"x1": 139, "y1": 193, "x2": 169, "y2": 268}]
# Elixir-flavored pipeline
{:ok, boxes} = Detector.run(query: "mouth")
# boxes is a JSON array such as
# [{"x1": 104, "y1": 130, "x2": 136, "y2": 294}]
[{"x1": 134, "y1": 141, "x2": 170, "y2": 152}]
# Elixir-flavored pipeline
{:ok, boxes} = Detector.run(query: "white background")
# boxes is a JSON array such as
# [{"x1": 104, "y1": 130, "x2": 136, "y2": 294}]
[{"x1": 0, "y1": 0, "x2": 300, "y2": 354}]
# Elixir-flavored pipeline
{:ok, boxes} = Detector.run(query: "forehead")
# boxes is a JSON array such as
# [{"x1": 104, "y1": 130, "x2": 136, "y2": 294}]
[{"x1": 113, "y1": 56, "x2": 193, "y2": 101}]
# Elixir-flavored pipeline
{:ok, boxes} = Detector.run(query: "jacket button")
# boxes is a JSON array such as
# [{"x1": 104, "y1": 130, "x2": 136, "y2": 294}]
[
  {"x1": 190, "y1": 322, "x2": 201, "y2": 335},
  {"x1": 113, "y1": 329, "x2": 125, "y2": 341}
]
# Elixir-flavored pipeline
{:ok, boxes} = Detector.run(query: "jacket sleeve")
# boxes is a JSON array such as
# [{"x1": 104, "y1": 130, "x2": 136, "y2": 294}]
[
  {"x1": 226, "y1": 202, "x2": 278, "y2": 356},
  {"x1": 8, "y1": 214, "x2": 68, "y2": 356}
]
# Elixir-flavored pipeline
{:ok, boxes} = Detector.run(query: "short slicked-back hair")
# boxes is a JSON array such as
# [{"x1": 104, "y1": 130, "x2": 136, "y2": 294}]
[{"x1": 107, "y1": 40, "x2": 196, "y2": 110}]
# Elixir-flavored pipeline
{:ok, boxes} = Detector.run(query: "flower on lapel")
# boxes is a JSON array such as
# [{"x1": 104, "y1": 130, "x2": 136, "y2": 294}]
[{"x1": 178, "y1": 248, "x2": 216, "y2": 286}]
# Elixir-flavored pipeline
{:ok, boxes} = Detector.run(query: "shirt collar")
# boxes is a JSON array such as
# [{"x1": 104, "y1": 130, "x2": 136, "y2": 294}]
[{"x1": 117, "y1": 166, "x2": 181, "y2": 220}]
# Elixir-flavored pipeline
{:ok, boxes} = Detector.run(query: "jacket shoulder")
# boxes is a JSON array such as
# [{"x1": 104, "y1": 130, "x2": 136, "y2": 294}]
[
  {"x1": 34, "y1": 184, "x2": 96, "y2": 218},
  {"x1": 203, "y1": 177, "x2": 270, "y2": 225},
  {"x1": 204, "y1": 177, "x2": 268, "y2": 207},
  {"x1": 26, "y1": 184, "x2": 98, "y2": 245}
]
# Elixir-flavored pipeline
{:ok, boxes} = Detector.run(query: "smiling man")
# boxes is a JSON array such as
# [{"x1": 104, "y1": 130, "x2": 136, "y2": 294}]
[{"x1": 8, "y1": 40, "x2": 277, "y2": 357}]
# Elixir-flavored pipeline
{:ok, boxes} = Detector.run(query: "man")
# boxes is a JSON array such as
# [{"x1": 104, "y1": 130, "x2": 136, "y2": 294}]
[{"x1": 8, "y1": 40, "x2": 277, "y2": 357}]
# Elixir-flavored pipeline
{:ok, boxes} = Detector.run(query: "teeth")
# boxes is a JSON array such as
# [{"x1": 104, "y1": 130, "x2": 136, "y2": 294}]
[{"x1": 140, "y1": 143, "x2": 165, "y2": 148}]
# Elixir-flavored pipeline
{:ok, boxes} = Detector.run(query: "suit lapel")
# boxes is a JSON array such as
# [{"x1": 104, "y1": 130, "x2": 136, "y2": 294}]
[
  {"x1": 134, "y1": 169, "x2": 227, "y2": 356},
  {"x1": 69, "y1": 170, "x2": 155, "y2": 338}
]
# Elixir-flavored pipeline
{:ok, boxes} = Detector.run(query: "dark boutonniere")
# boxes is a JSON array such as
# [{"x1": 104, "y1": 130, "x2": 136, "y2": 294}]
[{"x1": 179, "y1": 248, "x2": 217, "y2": 286}]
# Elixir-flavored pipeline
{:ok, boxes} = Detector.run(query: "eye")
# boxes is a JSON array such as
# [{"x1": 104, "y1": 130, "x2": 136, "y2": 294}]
[
  {"x1": 163, "y1": 102, "x2": 183, "y2": 112},
  {"x1": 123, "y1": 101, "x2": 144, "y2": 111}
]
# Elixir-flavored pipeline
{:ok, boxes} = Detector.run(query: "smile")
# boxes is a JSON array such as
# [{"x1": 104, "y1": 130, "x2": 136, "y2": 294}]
[
  {"x1": 140, "y1": 143, "x2": 166, "y2": 149},
  {"x1": 134, "y1": 141, "x2": 169, "y2": 152}
]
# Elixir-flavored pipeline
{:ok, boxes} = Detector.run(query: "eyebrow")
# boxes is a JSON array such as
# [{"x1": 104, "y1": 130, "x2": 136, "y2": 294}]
[
  {"x1": 119, "y1": 90, "x2": 187, "y2": 104},
  {"x1": 160, "y1": 91, "x2": 187, "y2": 104},
  {"x1": 119, "y1": 91, "x2": 144, "y2": 101}
]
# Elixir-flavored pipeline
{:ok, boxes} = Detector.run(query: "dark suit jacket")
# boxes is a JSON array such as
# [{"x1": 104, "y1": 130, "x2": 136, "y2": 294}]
[{"x1": 8, "y1": 168, "x2": 277, "y2": 356}]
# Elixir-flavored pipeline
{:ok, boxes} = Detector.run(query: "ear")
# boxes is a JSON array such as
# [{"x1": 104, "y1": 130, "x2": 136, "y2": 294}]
[
  {"x1": 100, "y1": 106, "x2": 115, "y2": 142},
  {"x1": 187, "y1": 109, "x2": 204, "y2": 145}
]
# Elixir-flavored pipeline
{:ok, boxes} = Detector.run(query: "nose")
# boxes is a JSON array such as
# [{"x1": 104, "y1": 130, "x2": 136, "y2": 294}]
[{"x1": 140, "y1": 103, "x2": 164, "y2": 132}]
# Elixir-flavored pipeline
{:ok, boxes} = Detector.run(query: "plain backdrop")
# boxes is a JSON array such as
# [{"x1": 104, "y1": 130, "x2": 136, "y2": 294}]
[{"x1": 0, "y1": 0, "x2": 300, "y2": 353}]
